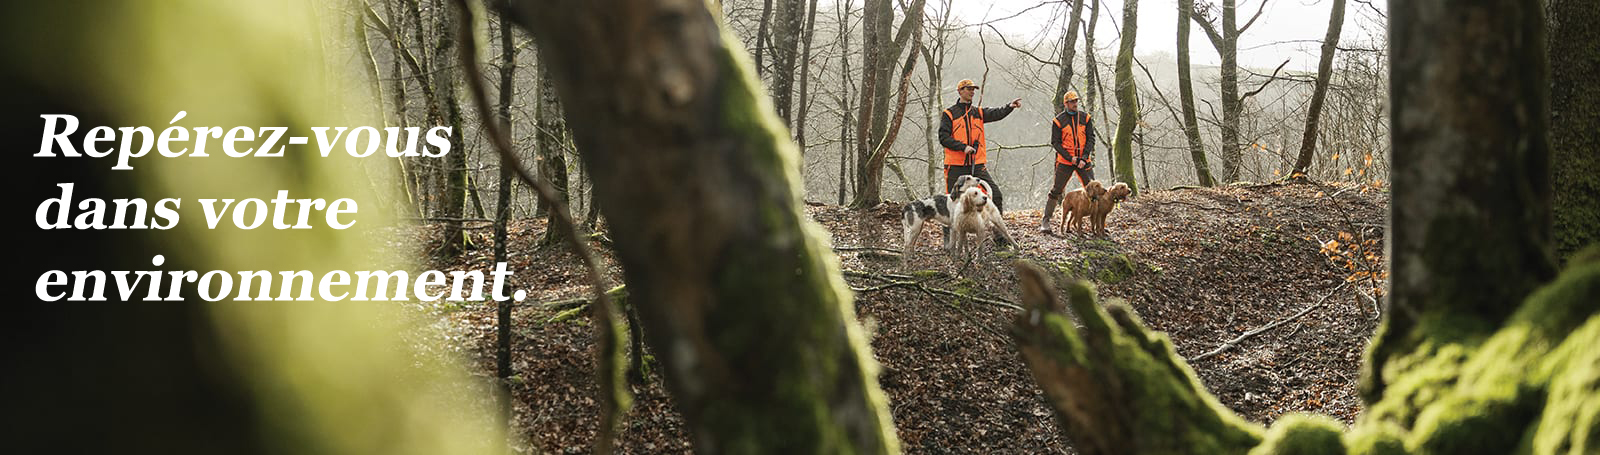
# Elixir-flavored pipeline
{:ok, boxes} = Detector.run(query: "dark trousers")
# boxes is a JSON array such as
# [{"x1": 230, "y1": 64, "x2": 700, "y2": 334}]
[
  {"x1": 944, "y1": 163, "x2": 1005, "y2": 213},
  {"x1": 1047, "y1": 162, "x2": 1095, "y2": 199}
]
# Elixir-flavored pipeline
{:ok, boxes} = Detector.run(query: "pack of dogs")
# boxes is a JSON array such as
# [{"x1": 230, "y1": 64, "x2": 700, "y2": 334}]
[{"x1": 902, "y1": 175, "x2": 1131, "y2": 255}]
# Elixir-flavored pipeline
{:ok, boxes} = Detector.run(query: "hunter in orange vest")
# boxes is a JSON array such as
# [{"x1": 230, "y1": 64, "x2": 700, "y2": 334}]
[
  {"x1": 1040, "y1": 90, "x2": 1098, "y2": 233},
  {"x1": 938, "y1": 78, "x2": 1021, "y2": 213}
]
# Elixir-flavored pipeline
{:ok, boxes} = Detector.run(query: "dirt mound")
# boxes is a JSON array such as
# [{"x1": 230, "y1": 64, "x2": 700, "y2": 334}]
[{"x1": 417, "y1": 180, "x2": 1389, "y2": 453}]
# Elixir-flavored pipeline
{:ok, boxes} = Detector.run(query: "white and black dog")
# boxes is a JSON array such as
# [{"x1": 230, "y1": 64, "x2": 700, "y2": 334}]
[{"x1": 902, "y1": 175, "x2": 1012, "y2": 253}]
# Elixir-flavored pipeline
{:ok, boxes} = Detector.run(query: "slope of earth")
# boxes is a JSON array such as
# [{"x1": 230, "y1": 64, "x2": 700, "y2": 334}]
[{"x1": 399, "y1": 180, "x2": 1388, "y2": 454}]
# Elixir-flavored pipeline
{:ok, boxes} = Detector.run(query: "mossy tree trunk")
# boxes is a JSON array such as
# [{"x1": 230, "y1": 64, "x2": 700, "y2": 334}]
[
  {"x1": 501, "y1": 0, "x2": 898, "y2": 452},
  {"x1": 1109, "y1": 0, "x2": 1139, "y2": 194},
  {"x1": 1549, "y1": 0, "x2": 1600, "y2": 265},
  {"x1": 1368, "y1": 0, "x2": 1556, "y2": 399},
  {"x1": 1175, "y1": 0, "x2": 1214, "y2": 187}
]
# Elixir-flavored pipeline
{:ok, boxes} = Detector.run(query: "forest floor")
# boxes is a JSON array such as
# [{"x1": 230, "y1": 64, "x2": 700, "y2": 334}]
[{"x1": 400, "y1": 180, "x2": 1390, "y2": 454}]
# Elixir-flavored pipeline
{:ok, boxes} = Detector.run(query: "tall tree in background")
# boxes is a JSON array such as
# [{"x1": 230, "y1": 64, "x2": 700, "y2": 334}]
[
  {"x1": 491, "y1": 6, "x2": 518, "y2": 431},
  {"x1": 770, "y1": 0, "x2": 804, "y2": 126},
  {"x1": 792, "y1": 0, "x2": 819, "y2": 175},
  {"x1": 1191, "y1": 0, "x2": 1270, "y2": 183},
  {"x1": 1051, "y1": 0, "x2": 1087, "y2": 115},
  {"x1": 1549, "y1": 0, "x2": 1599, "y2": 264},
  {"x1": 1175, "y1": 0, "x2": 1215, "y2": 186},
  {"x1": 535, "y1": 63, "x2": 571, "y2": 248},
  {"x1": 836, "y1": 0, "x2": 854, "y2": 205},
  {"x1": 922, "y1": 0, "x2": 954, "y2": 195},
  {"x1": 754, "y1": 0, "x2": 773, "y2": 75},
  {"x1": 501, "y1": 0, "x2": 899, "y2": 451},
  {"x1": 850, "y1": 0, "x2": 925, "y2": 208},
  {"x1": 1289, "y1": 0, "x2": 1345, "y2": 179},
  {"x1": 1083, "y1": 0, "x2": 1111, "y2": 176},
  {"x1": 1110, "y1": 0, "x2": 1139, "y2": 192},
  {"x1": 435, "y1": 1, "x2": 471, "y2": 259}
]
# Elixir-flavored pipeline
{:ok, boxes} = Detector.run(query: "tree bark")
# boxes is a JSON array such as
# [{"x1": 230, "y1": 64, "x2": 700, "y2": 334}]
[
  {"x1": 851, "y1": 0, "x2": 925, "y2": 208},
  {"x1": 837, "y1": 0, "x2": 854, "y2": 206},
  {"x1": 493, "y1": 7, "x2": 517, "y2": 431},
  {"x1": 1367, "y1": 0, "x2": 1556, "y2": 400},
  {"x1": 1190, "y1": 0, "x2": 1250, "y2": 182},
  {"x1": 770, "y1": 0, "x2": 803, "y2": 126},
  {"x1": 1110, "y1": 0, "x2": 1139, "y2": 194},
  {"x1": 1052, "y1": 0, "x2": 1087, "y2": 115},
  {"x1": 792, "y1": 0, "x2": 819, "y2": 177},
  {"x1": 501, "y1": 1, "x2": 899, "y2": 452},
  {"x1": 1176, "y1": 0, "x2": 1214, "y2": 186},
  {"x1": 536, "y1": 64, "x2": 571, "y2": 248},
  {"x1": 1549, "y1": 0, "x2": 1600, "y2": 264},
  {"x1": 436, "y1": 1, "x2": 470, "y2": 260},
  {"x1": 1290, "y1": 0, "x2": 1345, "y2": 179}
]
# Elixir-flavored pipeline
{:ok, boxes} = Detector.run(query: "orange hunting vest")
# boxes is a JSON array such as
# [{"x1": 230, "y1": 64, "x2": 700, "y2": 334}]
[
  {"x1": 944, "y1": 106, "x2": 987, "y2": 165},
  {"x1": 1054, "y1": 112, "x2": 1091, "y2": 165}
]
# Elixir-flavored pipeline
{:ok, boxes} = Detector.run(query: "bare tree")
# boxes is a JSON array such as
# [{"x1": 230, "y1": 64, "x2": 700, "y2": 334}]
[
  {"x1": 770, "y1": 0, "x2": 805, "y2": 126},
  {"x1": 792, "y1": 0, "x2": 819, "y2": 175},
  {"x1": 1175, "y1": 0, "x2": 1215, "y2": 186},
  {"x1": 1051, "y1": 0, "x2": 1088, "y2": 114},
  {"x1": 1110, "y1": 0, "x2": 1139, "y2": 192},
  {"x1": 850, "y1": 0, "x2": 925, "y2": 208},
  {"x1": 1191, "y1": 0, "x2": 1271, "y2": 182},
  {"x1": 1289, "y1": 0, "x2": 1346, "y2": 179}
]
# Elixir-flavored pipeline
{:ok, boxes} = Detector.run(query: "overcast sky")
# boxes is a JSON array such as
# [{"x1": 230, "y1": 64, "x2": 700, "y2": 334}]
[{"x1": 945, "y1": 0, "x2": 1387, "y2": 71}]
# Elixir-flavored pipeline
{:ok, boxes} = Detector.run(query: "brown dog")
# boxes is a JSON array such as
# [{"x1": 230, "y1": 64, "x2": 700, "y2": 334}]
[
  {"x1": 1058, "y1": 180, "x2": 1106, "y2": 235},
  {"x1": 1088, "y1": 182, "x2": 1131, "y2": 237}
]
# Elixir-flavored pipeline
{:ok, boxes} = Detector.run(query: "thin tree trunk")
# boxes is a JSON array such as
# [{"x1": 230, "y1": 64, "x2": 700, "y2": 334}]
[
  {"x1": 1084, "y1": 0, "x2": 1110, "y2": 175},
  {"x1": 492, "y1": 6, "x2": 518, "y2": 434},
  {"x1": 536, "y1": 64, "x2": 571, "y2": 248},
  {"x1": 436, "y1": 0, "x2": 470, "y2": 259},
  {"x1": 1290, "y1": 0, "x2": 1345, "y2": 179},
  {"x1": 1176, "y1": 0, "x2": 1214, "y2": 186},
  {"x1": 1110, "y1": 0, "x2": 1139, "y2": 193},
  {"x1": 793, "y1": 0, "x2": 819, "y2": 177},
  {"x1": 771, "y1": 0, "x2": 803, "y2": 126},
  {"x1": 1052, "y1": 0, "x2": 1087, "y2": 114},
  {"x1": 837, "y1": 0, "x2": 853, "y2": 206},
  {"x1": 754, "y1": 0, "x2": 773, "y2": 76},
  {"x1": 501, "y1": 1, "x2": 899, "y2": 451}
]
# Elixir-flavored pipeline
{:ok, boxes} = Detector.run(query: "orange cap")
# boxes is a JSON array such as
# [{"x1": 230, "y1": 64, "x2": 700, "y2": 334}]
[
  {"x1": 1063, "y1": 90, "x2": 1080, "y2": 103},
  {"x1": 956, "y1": 79, "x2": 980, "y2": 91}
]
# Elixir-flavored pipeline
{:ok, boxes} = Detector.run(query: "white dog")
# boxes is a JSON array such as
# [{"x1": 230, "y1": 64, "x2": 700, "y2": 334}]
[
  {"x1": 902, "y1": 175, "x2": 998, "y2": 252},
  {"x1": 944, "y1": 181, "x2": 1014, "y2": 254}
]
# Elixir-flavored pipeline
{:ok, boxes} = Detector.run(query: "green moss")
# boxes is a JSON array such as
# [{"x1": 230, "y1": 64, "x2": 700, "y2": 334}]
[
  {"x1": 1018, "y1": 256, "x2": 1599, "y2": 455},
  {"x1": 1344, "y1": 421, "x2": 1407, "y2": 455},
  {"x1": 1248, "y1": 414, "x2": 1346, "y2": 455}
]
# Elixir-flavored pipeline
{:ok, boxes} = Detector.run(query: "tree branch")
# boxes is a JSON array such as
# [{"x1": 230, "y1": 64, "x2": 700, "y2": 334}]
[{"x1": 1240, "y1": 59, "x2": 1289, "y2": 101}]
